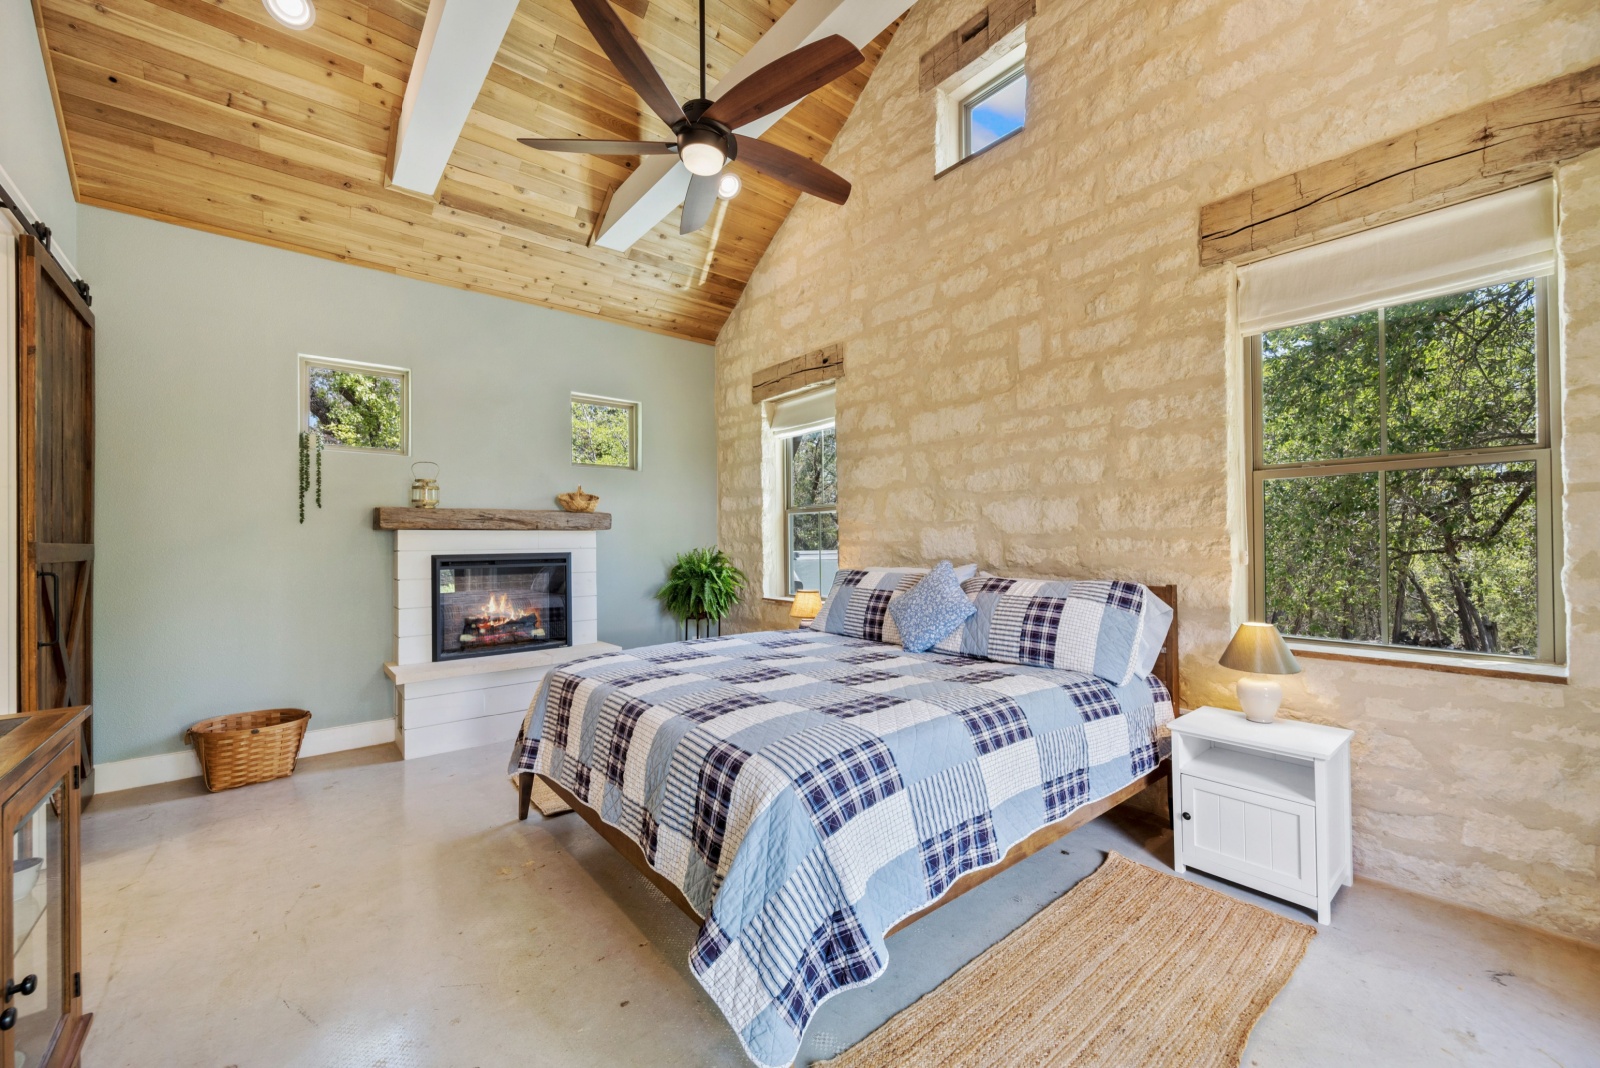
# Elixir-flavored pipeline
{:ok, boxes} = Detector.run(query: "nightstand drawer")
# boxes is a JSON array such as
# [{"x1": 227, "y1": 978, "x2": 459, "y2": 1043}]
[{"x1": 1180, "y1": 774, "x2": 1317, "y2": 896}]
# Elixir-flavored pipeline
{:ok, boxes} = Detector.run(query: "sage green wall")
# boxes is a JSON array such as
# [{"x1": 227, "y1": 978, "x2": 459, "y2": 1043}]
[
  {"x1": 78, "y1": 206, "x2": 717, "y2": 764},
  {"x1": 0, "y1": 2, "x2": 78, "y2": 263}
]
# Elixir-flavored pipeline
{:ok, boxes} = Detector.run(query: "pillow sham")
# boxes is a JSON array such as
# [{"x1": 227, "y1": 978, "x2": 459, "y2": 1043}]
[
  {"x1": 887, "y1": 561, "x2": 977, "y2": 652},
  {"x1": 815, "y1": 563, "x2": 978, "y2": 643},
  {"x1": 930, "y1": 576, "x2": 1173, "y2": 684}
]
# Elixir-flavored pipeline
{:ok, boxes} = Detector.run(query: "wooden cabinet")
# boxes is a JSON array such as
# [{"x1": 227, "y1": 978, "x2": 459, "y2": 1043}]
[
  {"x1": 1171, "y1": 706, "x2": 1353, "y2": 924},
  {"x1": 0, "y1": 708, "x2": 91, "y2": 1067}
]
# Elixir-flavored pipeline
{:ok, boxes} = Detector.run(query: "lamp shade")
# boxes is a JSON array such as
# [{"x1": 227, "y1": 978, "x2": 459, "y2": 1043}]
[
  {"x1": 1218, "y1": 622, "x2": 1301, "y2": 675},
  {"x1": 790, "y1": 590, "x2": 823, "y2": 621}
]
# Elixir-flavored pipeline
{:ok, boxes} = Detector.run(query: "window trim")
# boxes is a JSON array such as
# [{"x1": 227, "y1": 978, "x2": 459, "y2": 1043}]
[
  {"x1": 783, "y1": 424, "x2": 837, "y2": 596},
  {"x1": 570, "y1": 392, "x2": 640, "y2": 471},
  {"x1": 299, "y1": 354, "x2": 410, "y2": 456},
  {"x1": 1245, "y1": 274, "x2": 1563, "y2": 666},
  {"x1": 959, "y1": 60, "x2": 1026, "y2": 160}
]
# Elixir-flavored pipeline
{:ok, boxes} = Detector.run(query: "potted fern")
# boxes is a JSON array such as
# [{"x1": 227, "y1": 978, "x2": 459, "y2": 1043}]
[{"x1": 657, "y1": 547, "x2": 748, "y2": 639}]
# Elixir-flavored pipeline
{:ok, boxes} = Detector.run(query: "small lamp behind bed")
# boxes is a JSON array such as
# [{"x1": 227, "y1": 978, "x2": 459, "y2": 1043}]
[
  {"x1": 790, "y1": 590, "x2": 823, "y2": 630},
  {"x1": 1218, "y1": 621, "x2": 1301, "y2": 723}
]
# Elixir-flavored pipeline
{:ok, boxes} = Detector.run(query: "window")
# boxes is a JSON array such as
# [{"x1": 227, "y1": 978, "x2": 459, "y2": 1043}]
[
  {"x1": 301, "y1": 356, "x2": 407, "y2": 453},
  {"x1": 932, "y1": 34, "x2": 1026, "y2": 174},
  {"x1": 1245, "y1": 182, "x2": 1561, "y2": 663},
  {"x1": 571, "y1": 395, "x2": 638, "y2": 469},
  {"x1": 767, "y1": 386, "x2": 838, "y2": 596},
  {"x1": 962, "y1": 62, "x2": 1025, "y2": 158},
  {"x1": 785, "y1": 426, "x2": 837, "y2": 595},
  {"x1": 1252, "y1": 279, "x2": 1556, "y2": 660}
]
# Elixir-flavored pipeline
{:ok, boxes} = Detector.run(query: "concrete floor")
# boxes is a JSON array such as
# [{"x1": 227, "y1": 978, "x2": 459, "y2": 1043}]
[{"x1": 78, "y1": 743, "x2": 1600, "y2": 1068}]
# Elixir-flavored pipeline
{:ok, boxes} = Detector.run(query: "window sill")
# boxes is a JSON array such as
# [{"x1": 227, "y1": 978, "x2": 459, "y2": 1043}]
[
  {"x1": 1287, "y1": 642, "x2": 1567, "y2": 685},
  {"x1": 933, "y1": 127, "x2": 1023, "y2": 180},
  {"x1": 763, "y1": 596, "x2": 795, "y2": 605}
]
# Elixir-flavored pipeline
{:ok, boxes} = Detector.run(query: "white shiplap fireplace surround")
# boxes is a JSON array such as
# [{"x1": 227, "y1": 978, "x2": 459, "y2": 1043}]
[{"x1": 377, "y1": 508, "x2": 618, "y2": 759}]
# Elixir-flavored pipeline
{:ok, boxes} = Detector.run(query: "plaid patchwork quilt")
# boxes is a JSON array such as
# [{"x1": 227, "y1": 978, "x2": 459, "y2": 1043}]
[{"x1": 509, "y1": 629, "x2": 1172, "y2": 1068}]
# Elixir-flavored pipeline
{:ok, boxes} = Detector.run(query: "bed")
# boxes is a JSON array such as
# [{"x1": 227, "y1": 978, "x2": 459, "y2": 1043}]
[{"x1": 511, "y1": 582, "x2": 1179, "y2": 1068}]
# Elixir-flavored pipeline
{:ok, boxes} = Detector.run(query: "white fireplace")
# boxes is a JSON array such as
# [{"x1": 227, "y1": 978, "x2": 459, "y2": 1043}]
[{"x1": 378, "y1": 510, "x2": 618, "y2": 759}]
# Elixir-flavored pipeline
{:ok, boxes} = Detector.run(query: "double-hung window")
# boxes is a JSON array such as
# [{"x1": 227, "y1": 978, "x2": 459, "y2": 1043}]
[
  {"x1": 1243, "y1": 182, "x2": 1561, "y2": 663},
  {"x1": 770, "y1": 387, "x2": 837, "y2": 595}
]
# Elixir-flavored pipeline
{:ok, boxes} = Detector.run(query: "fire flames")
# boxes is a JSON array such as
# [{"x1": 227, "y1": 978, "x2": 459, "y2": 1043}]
[{"x1": 475, "y1": 593, "x2": 541, "y2": 630}]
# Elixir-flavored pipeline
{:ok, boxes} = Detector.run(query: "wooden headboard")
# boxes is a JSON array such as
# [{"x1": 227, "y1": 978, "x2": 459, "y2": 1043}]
[{"x1": 1146, "y1": 584, "x2": 1181, "y2": 714}]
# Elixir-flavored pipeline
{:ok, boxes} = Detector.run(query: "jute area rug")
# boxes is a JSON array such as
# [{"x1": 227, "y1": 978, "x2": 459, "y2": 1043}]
[
  {"x1": 818, "y1": 851, "x2": 1315, "y2": 1068},
  {"x1": 528, "y1": 776, "x2": 572, "y2": 817}
]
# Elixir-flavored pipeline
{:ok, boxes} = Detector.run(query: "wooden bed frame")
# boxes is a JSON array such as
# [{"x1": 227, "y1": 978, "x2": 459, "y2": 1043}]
[{"x1": 517, "y1": 584, "x2": 1181, "y2": 937}]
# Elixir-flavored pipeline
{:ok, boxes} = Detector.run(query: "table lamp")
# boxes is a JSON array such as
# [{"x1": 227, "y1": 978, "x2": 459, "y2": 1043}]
[
  {"x1": 790, "y1": 590, "x2": 822, "y2": 629},
  {"x1": 1218, "y1": 621, "x2": 1301, "y2": 723}
]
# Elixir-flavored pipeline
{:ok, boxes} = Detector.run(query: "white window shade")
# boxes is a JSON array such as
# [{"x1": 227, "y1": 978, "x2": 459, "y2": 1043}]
[
  {"x1": 1237, "y1": 181, "x2": 1556, "y2": 335},
  {"x1": 768, "y1": 385, "x2": 836, "y2": 438}
]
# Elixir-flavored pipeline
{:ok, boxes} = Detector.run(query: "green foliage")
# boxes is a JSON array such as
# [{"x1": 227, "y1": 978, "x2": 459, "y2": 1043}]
[
  {"x1": 296, "y1": 431, "x2": 324, "y2": 524},
  {"x1": 1260, "y1": 281, "x2": 1541, "y2": 656},
  {"x1": 309, "y1": 367, "x2": 404, "y2": 450},
  {"x1": 657, "y1": 547, "x2": 748, "y2": 623},
  {"x1": 788, "y1": 427, "x2": 837, "y2": 511},
  {"x1": 573, "y1": 401, "x2": 634, "y2": 467}
]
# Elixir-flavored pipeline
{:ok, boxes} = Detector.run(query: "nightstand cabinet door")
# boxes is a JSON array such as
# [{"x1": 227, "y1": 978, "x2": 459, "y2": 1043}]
[{"x1": 1180, "y1": 775, "x2": 1317, "y2": 897}]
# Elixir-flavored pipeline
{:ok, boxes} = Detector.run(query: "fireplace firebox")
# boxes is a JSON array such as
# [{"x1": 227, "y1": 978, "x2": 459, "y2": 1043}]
[{"x1": 432, "y1": 553, "x2": 571, "y2": 662}]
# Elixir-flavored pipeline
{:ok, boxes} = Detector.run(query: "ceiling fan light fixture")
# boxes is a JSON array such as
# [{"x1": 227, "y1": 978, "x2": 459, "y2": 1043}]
[
  {"x1": 263, "y1": 0, "x2": 315, "y2": 29},
  {"x1": 717, "y1": 172, "x2": 741, "y2": 199},
  {"x1": 679, "y1": 128, "x2": 727, "y2": 177}
]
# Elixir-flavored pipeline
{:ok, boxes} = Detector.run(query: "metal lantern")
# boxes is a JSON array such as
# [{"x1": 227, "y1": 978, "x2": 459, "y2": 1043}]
[{"x1": 409, "y1": 462, "x2": 440, "y2": 509}]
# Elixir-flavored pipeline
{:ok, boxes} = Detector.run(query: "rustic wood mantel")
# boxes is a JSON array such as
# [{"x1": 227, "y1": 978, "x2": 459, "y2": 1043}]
[{"x1": 372, "y1": 507, "x2": 612, "y2": 531}]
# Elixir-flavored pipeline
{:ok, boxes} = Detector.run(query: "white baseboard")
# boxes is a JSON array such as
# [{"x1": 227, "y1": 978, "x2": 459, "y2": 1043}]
[{"x1": 93, "y1": 717, "x2": 397, "y2": 794}]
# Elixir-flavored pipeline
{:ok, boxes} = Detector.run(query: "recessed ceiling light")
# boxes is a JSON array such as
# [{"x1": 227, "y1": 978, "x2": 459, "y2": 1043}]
[
  {"x1": 264, "y1": 0, "x2": 315, "y2": 30},
  {"x1": 717, "y1": 172, "x2": 741, "y2": 200}
]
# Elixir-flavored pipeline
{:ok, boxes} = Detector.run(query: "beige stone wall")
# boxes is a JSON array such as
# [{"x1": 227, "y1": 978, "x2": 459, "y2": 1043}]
[
  {"x1": 713, "y1": 0, "x2": 1600, "y2": 942},
  {"x1": 716, "y1": 0, "x2": 1600, "y2": 933}
]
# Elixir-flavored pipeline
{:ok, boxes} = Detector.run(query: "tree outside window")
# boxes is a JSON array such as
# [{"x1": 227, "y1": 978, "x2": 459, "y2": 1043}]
[
  {"x1": 786, "y1": 426, "x2": 837, "y2": 594},
  {"x1": 1253, "y1": 278, "x2": 1557, "y2": 660},
  {"x1": 572, "y1": 396, "x2": 638, "y2": 468},
  {"x1": 303, "y1": 358, "x2": 407, "y2": 452}
]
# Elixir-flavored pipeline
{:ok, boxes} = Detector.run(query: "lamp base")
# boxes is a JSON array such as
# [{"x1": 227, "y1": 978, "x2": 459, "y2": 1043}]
[{"x1": 1237, "y1": 677, "x2": 1283, "y2": 723}]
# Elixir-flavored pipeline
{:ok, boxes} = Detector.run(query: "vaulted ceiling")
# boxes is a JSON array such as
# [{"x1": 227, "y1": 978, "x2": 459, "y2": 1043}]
[{"x1": 33, "y1": 0, "x2": 896, "y2": 341}]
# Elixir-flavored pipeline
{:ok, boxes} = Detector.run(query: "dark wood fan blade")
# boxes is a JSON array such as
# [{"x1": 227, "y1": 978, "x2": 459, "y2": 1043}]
[
  {"x1": 734, "y1": 137, "x2": 851, "y2": 204},
  {"x1": 680, "y1": 174, "x2": 718, "y2": 235},
  {"x1": 567, "y1": 0, "x2": 686, "y2": 130},
  {"x1": 519, "y1": 138, "x2": 677, "y2": 154},
  {"x1": 704, "y1": 35, "x2": 864, "y2": 130}
]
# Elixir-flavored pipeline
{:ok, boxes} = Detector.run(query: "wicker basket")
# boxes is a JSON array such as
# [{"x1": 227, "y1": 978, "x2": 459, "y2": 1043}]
[{"x1": 186, "y1": 709, "x2": 311, "y2": 792}]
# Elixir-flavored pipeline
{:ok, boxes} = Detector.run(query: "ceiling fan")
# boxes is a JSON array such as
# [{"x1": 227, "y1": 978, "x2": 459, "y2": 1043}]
[{"x1": 519, "y1": 0, "x2": 863, "y2": 235}]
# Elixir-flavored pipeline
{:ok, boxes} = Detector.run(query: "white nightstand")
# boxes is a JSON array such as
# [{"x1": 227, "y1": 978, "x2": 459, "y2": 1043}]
[{"x1": 1169, "y1": 706, "x2": 1353, "y2": 924}]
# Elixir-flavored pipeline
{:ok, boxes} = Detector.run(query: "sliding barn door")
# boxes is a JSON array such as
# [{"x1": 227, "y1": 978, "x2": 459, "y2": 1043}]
[{"x1": 16, "y1": 235, "x2": 95, "y2": 798}]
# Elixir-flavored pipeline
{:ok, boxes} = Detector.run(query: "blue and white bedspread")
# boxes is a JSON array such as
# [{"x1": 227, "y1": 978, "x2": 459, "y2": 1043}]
[{"x1": 509, "y1": 629, "x2": 1172, "y2": 1068}]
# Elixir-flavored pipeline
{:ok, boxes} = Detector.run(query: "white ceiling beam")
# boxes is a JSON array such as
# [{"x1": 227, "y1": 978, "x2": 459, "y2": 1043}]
[
  {"x1": 389, "y1": 0, "x2": 522, "y2": 197},
  {"x1": 594, "y1": 0, "x2": 913, "y2": 251}
]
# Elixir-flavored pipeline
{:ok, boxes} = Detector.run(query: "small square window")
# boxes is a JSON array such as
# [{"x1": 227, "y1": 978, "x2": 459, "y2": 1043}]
[
  {"x1": 572, "y1": 395, "x2": 639, "y2": 469},
  {"x1": 301, "y1": 356, "x2": 408, "y2": 453},
  {"x1": 962, "y1": 63, "x2": 1026, "y2": 158}
]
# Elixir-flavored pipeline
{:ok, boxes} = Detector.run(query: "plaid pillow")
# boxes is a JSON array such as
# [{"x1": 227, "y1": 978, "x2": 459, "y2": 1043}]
[
  {"x1": 815, "y1": 568, "x2": 925, "y2": 643},
  {"x1": 930, "y1": 576, "x2": 1172, "y2": 685},
  {"x1": 888, "y1": 561, "x2": 977, "y2": 652}
]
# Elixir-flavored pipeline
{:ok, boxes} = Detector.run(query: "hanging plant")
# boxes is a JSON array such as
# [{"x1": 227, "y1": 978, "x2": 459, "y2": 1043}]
[
  {"x1": 298, "y1": 431, "x2": 326, "y2": 524},
  {"x1": 298, "y1": 431, "x2": 310, "y2": 523}
]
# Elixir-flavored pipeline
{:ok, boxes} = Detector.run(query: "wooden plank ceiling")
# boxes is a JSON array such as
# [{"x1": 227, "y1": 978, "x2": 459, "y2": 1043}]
[{"x1": 34, "y1": 0, "x2": 895, "y2": 341}]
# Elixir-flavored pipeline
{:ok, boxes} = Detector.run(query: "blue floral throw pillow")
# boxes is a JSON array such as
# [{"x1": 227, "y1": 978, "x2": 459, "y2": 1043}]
[{"x1": 888, "y1": 561, "x2": 977, "y2": 653}]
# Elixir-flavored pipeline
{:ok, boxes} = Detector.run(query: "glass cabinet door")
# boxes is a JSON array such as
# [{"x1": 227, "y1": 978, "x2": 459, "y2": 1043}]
[{"x1": 3, "y1": 745, "x2": 78, "y2": 1068}]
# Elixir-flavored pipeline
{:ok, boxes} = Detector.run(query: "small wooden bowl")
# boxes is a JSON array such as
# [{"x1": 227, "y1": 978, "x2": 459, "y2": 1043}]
[{"x1": 557, "y1": 487, "x2": 599, "y2": 513}]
